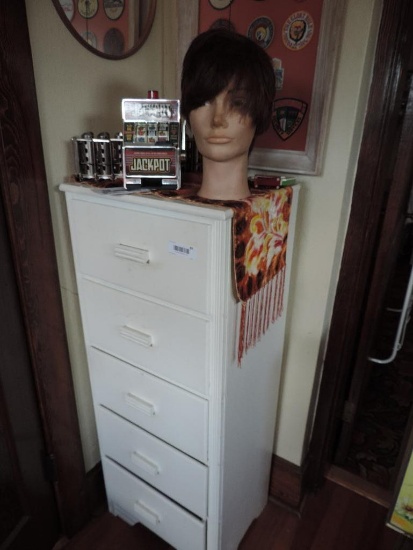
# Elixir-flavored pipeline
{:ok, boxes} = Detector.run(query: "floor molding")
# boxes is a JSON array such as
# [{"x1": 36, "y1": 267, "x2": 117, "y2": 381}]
[
  {"x1": 269, "y1": 454, "x2": 308, "y2": 510},
  {"x1": 85, "y1": 462, "x2": 106, "y2": 516},
  {"x1": 326, "y1": 465, "x2": 392, "y2": 508},
  {"x1": 86, "y1": 457, "x2": 393, "y2": 521}
]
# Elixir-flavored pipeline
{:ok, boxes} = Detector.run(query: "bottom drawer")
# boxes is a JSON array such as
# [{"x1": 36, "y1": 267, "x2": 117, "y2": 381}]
[{"x1": 103, "y1": 457, "x2": 206, "y2": 550}]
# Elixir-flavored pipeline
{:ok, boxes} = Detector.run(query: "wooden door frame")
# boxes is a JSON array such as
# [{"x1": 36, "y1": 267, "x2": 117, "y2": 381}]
[
  {"x1": 0, "y1": 0, "x2": 89, "y2": 536},
  {"x1": 334, "y1": 71, "x2": 413, "y2": 465},
  {"x1": 306, "y1": 0, "x2": 413, "y2": 490}
]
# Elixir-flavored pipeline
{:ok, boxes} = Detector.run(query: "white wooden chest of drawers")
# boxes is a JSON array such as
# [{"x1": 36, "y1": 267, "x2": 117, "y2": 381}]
[{"x1": 61, "y1": 183, "x2": 299, "y2": 550}]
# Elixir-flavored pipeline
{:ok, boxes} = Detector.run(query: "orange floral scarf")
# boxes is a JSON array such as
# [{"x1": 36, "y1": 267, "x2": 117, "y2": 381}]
[
  {"x1": 153, "y1": 185, "x2": 293, "y2": 364},
  {"x1": 232, "y1": 188, "x2": 292, "y2": 363}
]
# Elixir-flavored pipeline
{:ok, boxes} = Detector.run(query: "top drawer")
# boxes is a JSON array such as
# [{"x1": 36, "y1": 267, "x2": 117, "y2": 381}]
[{"x1": 68, "y1": 198, "x2": 211, "y2": 313}]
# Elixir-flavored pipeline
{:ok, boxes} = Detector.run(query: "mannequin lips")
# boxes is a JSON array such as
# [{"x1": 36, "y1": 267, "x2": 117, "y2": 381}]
[{"x1": 206, "y1": 136, "x2": 232, "y2": 144}]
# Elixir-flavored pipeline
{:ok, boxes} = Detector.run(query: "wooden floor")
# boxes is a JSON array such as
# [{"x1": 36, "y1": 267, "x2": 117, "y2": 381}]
[{"x1": 59, "y1": 478, "x2": 413, "y2": 550}]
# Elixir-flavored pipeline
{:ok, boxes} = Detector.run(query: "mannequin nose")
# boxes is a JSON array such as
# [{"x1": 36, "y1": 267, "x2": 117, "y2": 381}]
[{"x1": 211, "y1": 103, "x2": 229, "y2": 128}]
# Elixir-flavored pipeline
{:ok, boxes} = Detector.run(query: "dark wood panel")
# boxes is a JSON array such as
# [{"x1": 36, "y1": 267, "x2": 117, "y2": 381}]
[
  {"x1": 306, "y1": 0, "x2": 413, "y2": 490},
  {"x1": 334, "y1": 69, "x2": 413, "y2": 465},
  {"x1": 0, "y1": 185, "x2": 61, "y2": 548},
  {"x1": 0, "y1": 0, "x2": 89, "y2": 537}
]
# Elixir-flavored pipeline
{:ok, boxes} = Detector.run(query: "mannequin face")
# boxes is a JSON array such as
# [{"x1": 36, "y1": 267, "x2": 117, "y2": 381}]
[{"x1": 189, "y1": 87, "x2": 256, "y2": 164}]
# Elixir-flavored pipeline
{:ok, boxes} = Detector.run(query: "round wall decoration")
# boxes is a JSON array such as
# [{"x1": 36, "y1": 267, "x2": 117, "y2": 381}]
[
  {"x1": 104, "y1": 28, "x2": 125, "y2": 56},
  {"x1": 59, "y1": 0, "x2": 74, "y2": 21},
  {"x1": 81, "y1": 30, "x2": 97, "y2": 48},
  {"x1": 209, "y1": 18, "x2": 236, "y2": 32},
  {"x1": 247, "y1": 16, "x2": 274, "y2": 49},
  {"x1": 78, "y1": 0, "x2": 98, "y2": 19},
  {"x1": 104, "y1": 0, "x2": 125, "y2": 21},
  {"x1": 282, "y1": 11, "x2": 314, "y2": 51},
  {"x1": 208, "y1": 0, "x2": 233, "y2": 10}
]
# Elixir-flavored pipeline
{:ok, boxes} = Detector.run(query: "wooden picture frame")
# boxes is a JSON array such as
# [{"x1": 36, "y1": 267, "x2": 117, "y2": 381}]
[{"x1": 176, "y1": 0, "x2": 347, "y2": 176}]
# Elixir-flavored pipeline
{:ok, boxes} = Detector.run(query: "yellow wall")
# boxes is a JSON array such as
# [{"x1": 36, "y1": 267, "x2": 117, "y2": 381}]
[{"x1": 26, "y1": 0, "x2": 382, "y2": 470}]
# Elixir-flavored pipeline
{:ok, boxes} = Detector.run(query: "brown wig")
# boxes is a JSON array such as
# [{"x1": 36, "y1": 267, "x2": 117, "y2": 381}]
[{"x1": 181, "y1": 29, "x2": 275, "y2": 135}]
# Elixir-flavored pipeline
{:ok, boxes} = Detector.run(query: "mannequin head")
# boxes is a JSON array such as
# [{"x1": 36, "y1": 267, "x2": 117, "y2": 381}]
[{"x1": 181, "y1": 29, "x2": 275, "y2": 199}]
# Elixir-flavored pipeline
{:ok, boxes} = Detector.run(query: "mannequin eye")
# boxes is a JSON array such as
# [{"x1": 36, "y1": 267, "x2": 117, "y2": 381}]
[
  {"x1": 230, "y1": 95, "x2": 247, "y2": 110},
  {"x1": 232, "y1": 98, "x2": 246, "y2": 108}
]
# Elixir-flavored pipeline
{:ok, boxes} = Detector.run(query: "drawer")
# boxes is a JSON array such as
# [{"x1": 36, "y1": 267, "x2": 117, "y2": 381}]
[
  {"x1": 81, "y1": 279, "x2": 208, "y2": 394},
  {"x1": 103, "y1": 457, "x2": 206, "y2": 550},
  {"x1": 89, "y1": 348, "x2": 208, "y2": 463},
  {"x1": 96, "y1": 406, "x2": 208, "y2": 518},
  {"x1": 69, "y1": 198, "x2": 210, "y2": 313}
]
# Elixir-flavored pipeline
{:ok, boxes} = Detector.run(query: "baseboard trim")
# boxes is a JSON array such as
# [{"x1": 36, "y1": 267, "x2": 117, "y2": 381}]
[
  {"x1": 269, "y1": 454, "x2": 308, "y2": 510},
  {"x1": 88, "y1": 456, "x2": 308, "y2": 514}
]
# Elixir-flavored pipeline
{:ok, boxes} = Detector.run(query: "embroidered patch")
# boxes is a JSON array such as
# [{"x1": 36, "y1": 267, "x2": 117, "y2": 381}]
[
  {"x1": 272, "y1": 98, "x2": 308, "y2": 140},
  {"x1": 272, "y1": 58, "x2": 284, "y2": 91},
  {"x1": 247, "y1": 16, "x2": 274, "y2": 49},
  {"x1": 210, "y1": 18, "x2": 236, "y2": 32},
  {"x1": 282, "y1": 11, "x2": 314, "y2": 51}
]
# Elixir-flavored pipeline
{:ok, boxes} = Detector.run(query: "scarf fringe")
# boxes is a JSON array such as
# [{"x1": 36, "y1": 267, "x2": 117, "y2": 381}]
[{"x1": 237, "y1": 266, "x2": 286, "y2": 365}]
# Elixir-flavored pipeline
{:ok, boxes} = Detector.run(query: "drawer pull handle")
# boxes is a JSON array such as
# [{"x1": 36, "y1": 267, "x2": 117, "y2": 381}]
[
  {"x1": 120, "y1": 325, "x2": 153, "y2": 348},
  {"x1": 131, "y1": 451, "x2": 160, "y2": 476},
  {"x1": 134, "y1": 500, "x2": 161, "y2": 525},
  {"x1": 125, "y1": 392, "x2": 156, "y2": 416},
  {"x1": 114, "y1": 243, "x2": 150, "y2": 264}
]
